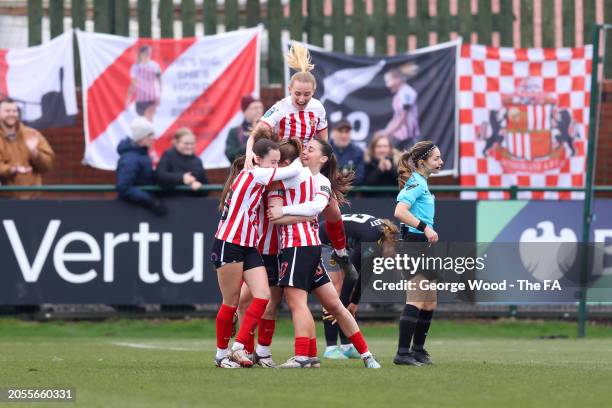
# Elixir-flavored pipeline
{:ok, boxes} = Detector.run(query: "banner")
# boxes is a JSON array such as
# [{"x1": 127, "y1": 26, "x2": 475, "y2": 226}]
[
  {"x1": 459, "y1": 45, "x2": 592, "y2": 199},
  {"x1": 286, "y1": 40, "x2": 460, "y2": 176},
  {"x1": 0, "y1": 197, "x2": 473, "y2": 304},
  {"x1": 0, "y1": 31, "x2": 77, "y2": 129},
  {"x1": 76, "y1": 27, "x2": 261, "y2": 170}
]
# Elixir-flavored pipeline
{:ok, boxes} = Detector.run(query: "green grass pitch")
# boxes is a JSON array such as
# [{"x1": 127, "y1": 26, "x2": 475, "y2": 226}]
[{"x1": 0, "y1": 318, "x2": 611, "y2": 408}]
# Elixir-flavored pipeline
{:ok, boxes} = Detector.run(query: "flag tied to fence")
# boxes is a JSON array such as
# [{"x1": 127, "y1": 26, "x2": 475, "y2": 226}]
[
  {"x1": 458, "y1": 44, "x2": 593, "y2": 200},
  {"x1": 76, "y1": 27, "x2": 261, "y2": 170},
  {"x1": 0, "y1": 32, "x2": 77, "y2": 130}
]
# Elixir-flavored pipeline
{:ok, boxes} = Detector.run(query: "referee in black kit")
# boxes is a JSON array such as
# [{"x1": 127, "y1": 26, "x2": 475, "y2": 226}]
[{"x1": 393, "y1": 141, "x2": 443, "y2": 366}]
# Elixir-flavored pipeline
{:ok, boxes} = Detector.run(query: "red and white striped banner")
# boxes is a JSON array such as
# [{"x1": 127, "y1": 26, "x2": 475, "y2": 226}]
[
  {"x1": 459, "y1": 44, "x2": 592, "y2": 200},
  {"x1": 76, "y1": 27, "x2": 261, "y2": 170},
  {"x1": 0, "y1": 31, "x2": 77, "y2": 130}
]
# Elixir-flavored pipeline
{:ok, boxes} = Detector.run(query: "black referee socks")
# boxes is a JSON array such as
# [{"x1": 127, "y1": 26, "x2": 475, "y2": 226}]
[
  {"x1": 397, "y1": 304, "x2": 420, "y2": 356},
  {"x1": 412, "y1": 309, "x2": 434, "y2": 351}
]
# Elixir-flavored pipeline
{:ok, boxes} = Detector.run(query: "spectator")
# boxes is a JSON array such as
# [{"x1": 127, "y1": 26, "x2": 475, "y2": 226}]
[
  {"x1": 156, "y1": 127, "x2": 208, "y2": 196},
  {"x1": 0, "y1": 98, "x2": 55, "y2": 199},
  {"x1": 363, "y1": 132, "x2": 398, "y2": 197},
  {"x1": 330, "y1": 119, "x2": 365, "y2": 185},
  {"x1": 116, "y1": 117, "x2": 166, "y2": 216},
  {"x1": 225, "y1": 95, "x2": 264, "y2": 162}
]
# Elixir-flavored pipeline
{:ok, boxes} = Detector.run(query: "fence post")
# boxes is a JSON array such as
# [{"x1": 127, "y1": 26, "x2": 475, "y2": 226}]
[
  {"x1": 476, "y1": 0, "x2": 492, "y2": 45},
  {"x1": 159, "y1": 0, "x2": 174, "y2": 38},
  {"x1": 94, "y1": 0, "x2": 115, "y2": 34},
  {"x1": 457, "y1": 0, "x2": 471, "y2": 43},
  {"x1": 437, "y1": 0, "x2": 451, "y2": 43},
  {"x1": 203, "y1": 0, "x2": 217, "y2": 35},
  {"x1": 225, "y1": 0, "x2": 239, "y2": 32},
  {"x1": 246, "y1": 0, "x2": 260, "y2": 27},
  {"x1": 583, "y1": 0, "x2": 596, "y2": 46},
  {"x1": 541, "y1": 0, "x2": 555, "y2": 47},
  {"x1": 373, "y1": 0, "x2": 387, "y2": 54},
  {"x1": 415, "y1": 0, "x2": 429, "y2": 48},
  {"x1": 332, "y1": 0, "x2": 346, "y2": 53},
  {"x1": 562, "y1": 0, "x2": 575, "y2": 46},
  {"x1": 606, "y1": 2, "x2": 612, "y2": 78},
  {"x1": 509, "y1": 185, "x2": 518, "y2": 200},
  {"x1": 578, "y1": 24, "x2": 602, "y2": 339},
  {"x1": 181, "y1": 0, "x2": 196, "y2": 37},
  {"x1": 138, "y1": 0, "x2": 153, "y2": 37},
  {"x1": 520, "y1": 0, "x2": 533, "y2": 47},
  {"x1": 289, "y1": 0, "x2": 302, "y2": 41},
  {"x1": 28, "y1": 0, "x2": 43, "y2": 46},
  {"x1": 308, "y1": 0, "x2": 324, "y2": 46},
  {"x1": 49, "y1": 0, "x2": 64, "y2": 39},
  {"x1": 498, "y1": 0, "x2": 513, "y2": 47},
  {"x1": 267, "y1": 0, "x2": 283, "y2": 84},
  {"x1": 394, "y1": 0, "x2": 408, "y2": 53},
  {"x1": 352, "y1": 0, "x2": 367, "y2": 55},
  {"x1": 115, "y1": 0, "x2": 130, "y2": 36}
]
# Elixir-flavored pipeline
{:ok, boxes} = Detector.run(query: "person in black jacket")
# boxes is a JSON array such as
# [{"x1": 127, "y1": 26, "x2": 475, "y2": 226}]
[
  {"x1": 156, "y1": 127, "x2": 208, "y2": 196},
  {"x1": 363, "y1": 133, "x2": 398, "y2": 196},
  {"x1": 225, "y1": 96, "x2": 264, "y2": 162},
  {"x1": 116, "y1": 117, "x2": 166, "y2": 215}
]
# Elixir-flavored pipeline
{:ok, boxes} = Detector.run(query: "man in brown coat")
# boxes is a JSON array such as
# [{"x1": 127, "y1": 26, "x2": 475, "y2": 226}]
[{"x1": 0, "y1": 98, "x2": 55, "y2": 198}]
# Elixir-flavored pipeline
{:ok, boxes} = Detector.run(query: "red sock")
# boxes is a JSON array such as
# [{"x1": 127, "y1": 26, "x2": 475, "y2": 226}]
[
  {"x1": 235, "y1": 298, "x2": 269, "y2": 346},
  {"x1": 309, "y1": 337, "x2": 318, "y2": 358},
  {"x1": 215, "y1": 304, "x2": 237, "y2": 349},
  {"x1": 295, "y1": 337, "x2": 310, "y2": 357},
  {"x1": 245, "y1": 331, "x2": 255, "y2": 354},
  {"x1": 348, "y1": 331, "x2": 368, "y2": 355},
  {"x1": 325, "y1": 220, "x2": 346, "y2": 251},
  {"x1": 258, "y1": 318, "x2": 276, "y2": 347}
]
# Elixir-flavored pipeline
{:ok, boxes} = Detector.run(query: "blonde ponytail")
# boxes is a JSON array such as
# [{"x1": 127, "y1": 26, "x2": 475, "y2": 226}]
[{"x1": 286, "y1": 42, "x2": 317, "y2": 89}]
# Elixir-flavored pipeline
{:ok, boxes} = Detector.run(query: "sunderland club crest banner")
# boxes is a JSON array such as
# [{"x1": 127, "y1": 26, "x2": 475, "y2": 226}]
[
  {"x1": 285, "y1": 40, "x2": 460, "y2": 176},
  {"x1": 459, "y1": 45, "x2": 592, "y2": 199},
  {"x1": 77, "y1": 27, "x2": 261, "y2": 170},
  {"x1": 0, "y1": 31, "x2": 77, "y2": 129}
]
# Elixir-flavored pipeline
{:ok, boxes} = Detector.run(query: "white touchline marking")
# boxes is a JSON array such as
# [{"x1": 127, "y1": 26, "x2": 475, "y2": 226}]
[{"x1": 112, "y1": 342, "x2": 200, "y2": 352}]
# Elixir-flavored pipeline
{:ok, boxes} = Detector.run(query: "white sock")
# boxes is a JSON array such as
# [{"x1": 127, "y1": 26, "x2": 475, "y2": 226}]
[
  {"x1": 231, "y1": 342, "x2": 244, "y2": 351},
  {"x1": 295, "y1": 355, "x2": 309, "y2": 361},
  {"x1": 216, "y1": 348, "x2": 228, "y2": 359},
  {"x1": 256, "y1": 344, "x2": 271, "y2": 357},
  {"x1": 335, "y1": 248, "x2": 347, "y2": 257},
  {"x1": 360, "y1": 351, "x2": 372, "y2": 359},
  {"x1": 325, "y1": 345, "x2": 337, "y2": 352},
  {"x1": 340, "y1": 344, "x2": 352, "y2": 352}
]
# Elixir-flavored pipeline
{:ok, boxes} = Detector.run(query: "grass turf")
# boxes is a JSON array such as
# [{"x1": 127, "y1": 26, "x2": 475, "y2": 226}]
[{"x1": 0, "y1": 318, "x2": 611, "y2": 408}]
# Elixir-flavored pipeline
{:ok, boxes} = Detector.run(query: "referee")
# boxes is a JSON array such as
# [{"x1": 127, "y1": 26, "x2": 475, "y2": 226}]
[{"x1": 393, "y1": 141, "x2": 443, "y2": 366}]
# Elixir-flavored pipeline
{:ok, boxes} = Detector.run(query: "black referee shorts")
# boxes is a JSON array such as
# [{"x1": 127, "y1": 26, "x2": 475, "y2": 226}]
[
  {"x1": 210, "y1": 238, "x2": 264, "y2": 271},
  {"x1": 262, "y1": 254, "x2": 281, "y2": 287},
  {"x1": 278, "y1": 246, "x2": 330, "y2": 293},
  {"x1": 401, "y1": 231, "x2": 441, "y2": 281}
]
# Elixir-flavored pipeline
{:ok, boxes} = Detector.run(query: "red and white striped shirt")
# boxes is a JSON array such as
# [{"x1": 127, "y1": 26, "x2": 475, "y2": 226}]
[
  {"x1": 272, "y1": 170, "x2": 331, "y2": 249},
  {"x1": 257, "y1": 192, "x2": 279, "y2": 255},
  {"x1": 130, "y1": 60, "x2": 161, "y2": 102},
  {"x1": 260, "y1": 96, "x2": 327, "y2": 147},
  {"x1": 215, "y1": 162, "x2": 302, "y2": 247}
]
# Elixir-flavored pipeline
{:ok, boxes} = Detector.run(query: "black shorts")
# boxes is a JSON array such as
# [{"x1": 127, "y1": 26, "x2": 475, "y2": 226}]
[
  {"x1": 210, "y1": 239, "x2": 264, "y2": 271},
  {"x1": 262, "y1": 254, "x2": 280, "y2": 286},
  {"x1": 401, "y1": 232, "x2": 441, "y2": 281},
  {"x1": 278, "y1": 246, "x2": 330, "y2": 293}
]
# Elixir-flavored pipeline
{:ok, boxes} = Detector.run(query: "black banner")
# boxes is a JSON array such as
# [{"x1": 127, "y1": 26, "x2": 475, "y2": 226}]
[
  {"x1": 289, "y1": 41, "x2": 459, "y2": 176},
  {"x1": 0, "y1": 198, "x2": 475, "y2": 304}
]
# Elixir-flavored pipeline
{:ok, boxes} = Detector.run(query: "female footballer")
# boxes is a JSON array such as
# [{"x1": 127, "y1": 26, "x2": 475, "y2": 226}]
[
  {"x1": 393, "y1": 141, "x2": 443, "y2": 366},
  {"x1": 211, "y1": 138, "x2": 303, "y2": 368},
  {"x1": 267, "y1": 138, "x2": 381, "y2": 369},
  {"x1": 319, "y1": 214, "x2": 399, "y2": 359},
  {"x1": 245, "y1": 42, "x2": 357, "y2": 282}
]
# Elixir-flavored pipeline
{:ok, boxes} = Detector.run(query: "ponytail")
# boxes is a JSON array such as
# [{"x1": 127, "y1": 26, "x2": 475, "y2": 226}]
[
  {"x1": 286, "y1": 42, "x2": 317, "y2": 89},
  {"x1": 397, "y1": 141, "x2": 436, "y2": 189},
  {"x1": 315, "y1": 138, "x2": 353, "y2": 205},
  {"x1": 219, "y1": 156, "x2": 245, "y2": 212}
]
